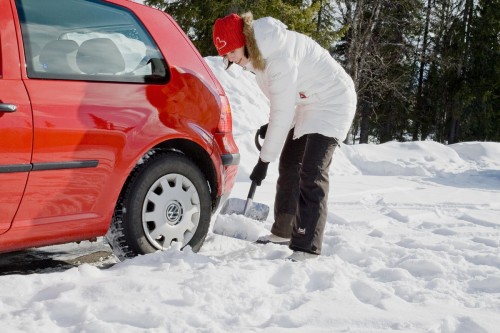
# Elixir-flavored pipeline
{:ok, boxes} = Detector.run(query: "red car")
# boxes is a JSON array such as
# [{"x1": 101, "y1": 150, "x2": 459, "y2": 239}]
[{"x1": 0, "y1": 0, "x2": 239, "y2": 259}]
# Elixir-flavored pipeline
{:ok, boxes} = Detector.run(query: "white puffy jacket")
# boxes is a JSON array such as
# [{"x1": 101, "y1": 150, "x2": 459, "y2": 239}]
[{"x1": 248, "y1": 17, "x2": 357, "y2": 163}]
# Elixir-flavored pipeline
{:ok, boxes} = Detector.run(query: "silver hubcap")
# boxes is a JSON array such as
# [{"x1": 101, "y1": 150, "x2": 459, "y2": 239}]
[{"x1": 142, "y1": 173, "x2": 200, "y2": 250}]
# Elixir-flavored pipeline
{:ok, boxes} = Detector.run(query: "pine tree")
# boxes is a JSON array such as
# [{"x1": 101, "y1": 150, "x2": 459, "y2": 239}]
[
  {"x1": 460, "y1": 0, "x2": 500, "y2": 141},
  {"x1": 333, "y1": 0, "x2": 421, "y2": 143}
]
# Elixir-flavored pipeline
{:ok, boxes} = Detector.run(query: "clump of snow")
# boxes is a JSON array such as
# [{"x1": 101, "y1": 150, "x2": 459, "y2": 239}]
[{"x1": 213, "y1": 214, "x2": 266, "y2": 241}]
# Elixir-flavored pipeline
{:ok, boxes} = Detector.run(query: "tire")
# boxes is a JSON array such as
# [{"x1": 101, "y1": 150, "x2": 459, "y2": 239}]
[{"x1": 106, "y1": 152, "x2": 211, "y2": 260}]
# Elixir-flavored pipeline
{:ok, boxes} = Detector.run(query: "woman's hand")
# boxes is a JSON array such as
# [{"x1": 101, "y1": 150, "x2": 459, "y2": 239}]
[{"x1": 250, "y1": 158, "x2": 269, "y2": 185}]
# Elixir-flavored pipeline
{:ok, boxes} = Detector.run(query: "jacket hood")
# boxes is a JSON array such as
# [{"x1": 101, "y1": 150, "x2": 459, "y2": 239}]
[
  {"x1": 242, "y1": 13, "x2": 288, "y2": 71},
  {"x1": 252, "y1": 17, "x2": 288, "y2": 58}
]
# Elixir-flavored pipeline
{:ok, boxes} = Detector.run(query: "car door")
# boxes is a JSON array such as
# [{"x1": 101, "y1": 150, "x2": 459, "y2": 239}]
[
  {"x1": 0, "y1": 0, "x2": 33, "y2": 234},
  {"x1": 11, "y1": 0, "x2": 169, "y2": 233}
]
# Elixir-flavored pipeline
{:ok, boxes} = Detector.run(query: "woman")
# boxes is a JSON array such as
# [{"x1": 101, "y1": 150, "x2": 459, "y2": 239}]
[{"x1": 213, "y1": 12, "x2": 356, "y2": 260}]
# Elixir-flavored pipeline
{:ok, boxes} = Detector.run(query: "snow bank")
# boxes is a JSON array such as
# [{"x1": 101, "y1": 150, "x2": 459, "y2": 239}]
[
  {"x1": 450, "y1": 142, "x2": 500, "y2": 169},
  {"x1": 343, "y1": 141, "x2": 469, "y2": 177}
]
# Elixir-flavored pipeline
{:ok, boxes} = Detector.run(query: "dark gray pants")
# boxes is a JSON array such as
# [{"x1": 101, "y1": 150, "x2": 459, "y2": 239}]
[{"x1": 271, "y1": 129, "x2": 337, "y2": 254}]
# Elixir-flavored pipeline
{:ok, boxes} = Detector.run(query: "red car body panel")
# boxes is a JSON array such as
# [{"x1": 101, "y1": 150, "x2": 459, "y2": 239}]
[
  {"x1": 0, "y1": 0, "x2": 33, "y2": 234},
  {"x1": 0, "y1": 0, "x2": 239, "y2": 252}
]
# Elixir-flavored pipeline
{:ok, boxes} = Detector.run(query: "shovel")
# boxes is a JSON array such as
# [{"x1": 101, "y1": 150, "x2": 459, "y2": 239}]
[
  {"x1": 217, "y1": 129, "x2": 270, "y2": 222},
  {"x1": 218, "y1": 180, "x2": 270, "y2": 221}
]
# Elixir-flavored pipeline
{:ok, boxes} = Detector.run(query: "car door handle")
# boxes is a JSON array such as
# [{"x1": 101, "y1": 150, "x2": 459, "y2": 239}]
[{"x1": 0, "y1": 103, "x2": 17, "y2": 112}]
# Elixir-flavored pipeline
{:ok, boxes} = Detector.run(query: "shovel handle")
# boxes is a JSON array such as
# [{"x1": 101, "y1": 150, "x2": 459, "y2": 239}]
[
  {"x1": 244, "y1": 181, "x2": 258, "y2": 215},
  {"x1": 247, "y1": 181, "x2": 257, "y2": 200},
  {"x1": 254, "y1": 130, "x2": 263, "y2": 151}
]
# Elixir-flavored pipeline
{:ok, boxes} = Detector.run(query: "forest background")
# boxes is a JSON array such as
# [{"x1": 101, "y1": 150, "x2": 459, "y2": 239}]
[{"x1": 145, "y1": 0, "x2": 499, "y2": 144}]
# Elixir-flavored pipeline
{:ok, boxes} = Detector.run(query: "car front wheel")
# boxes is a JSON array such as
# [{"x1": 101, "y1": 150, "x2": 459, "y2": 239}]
[{"x1": 106, "y1": 152, "x2": 211, "y2": 260}]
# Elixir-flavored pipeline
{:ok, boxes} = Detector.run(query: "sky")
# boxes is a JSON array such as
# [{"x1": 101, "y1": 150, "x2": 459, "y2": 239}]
[{"x1": 0, "y1": 56, "x2": 499, "y2": 333}]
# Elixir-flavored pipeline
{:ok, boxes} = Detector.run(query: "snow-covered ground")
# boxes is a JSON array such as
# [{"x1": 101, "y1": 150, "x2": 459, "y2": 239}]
[{"x1": 1, "y1": 57, "x2": 499, "y2": 333}]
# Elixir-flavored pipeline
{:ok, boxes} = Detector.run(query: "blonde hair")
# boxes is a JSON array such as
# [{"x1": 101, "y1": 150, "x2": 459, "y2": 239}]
[{"x1": 241, "y1": 12, "x2": 265, "y2": 71}]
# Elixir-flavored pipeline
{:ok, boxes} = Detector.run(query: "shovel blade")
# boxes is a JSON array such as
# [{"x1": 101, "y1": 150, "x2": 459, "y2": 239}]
[{"x1": 219, "y1": 198, "x2": 270, "y2": 221}]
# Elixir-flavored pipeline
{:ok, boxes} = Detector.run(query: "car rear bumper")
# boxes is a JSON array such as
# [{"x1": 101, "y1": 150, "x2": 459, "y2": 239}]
[{"x1": 221, "y1": 153, "x2": 240, "y2": 166}]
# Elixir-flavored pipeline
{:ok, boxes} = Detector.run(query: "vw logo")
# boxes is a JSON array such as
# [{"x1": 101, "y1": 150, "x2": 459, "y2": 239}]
[{"x1": 166, "y1": 201, "x2": 183, "y2": 224}]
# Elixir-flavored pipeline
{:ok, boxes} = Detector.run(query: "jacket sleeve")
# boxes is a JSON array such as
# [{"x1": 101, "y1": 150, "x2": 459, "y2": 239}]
[{"x1": 259, "y1": 56, "x2": 298, "y2": 162}]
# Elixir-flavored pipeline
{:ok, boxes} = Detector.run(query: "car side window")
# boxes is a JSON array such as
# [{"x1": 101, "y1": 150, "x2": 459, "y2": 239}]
[{"x1": 15, "y1": 0, "x2": 169, "y2": 84}]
